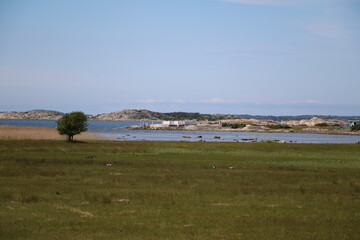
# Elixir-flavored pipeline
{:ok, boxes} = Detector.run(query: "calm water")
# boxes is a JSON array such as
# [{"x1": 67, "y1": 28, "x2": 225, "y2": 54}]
[{"x1": 1, "y1": 119, "x2": 359, "y2": 144}]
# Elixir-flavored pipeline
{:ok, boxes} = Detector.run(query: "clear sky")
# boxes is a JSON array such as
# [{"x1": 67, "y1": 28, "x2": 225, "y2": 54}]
[{"x1": 1, "y1": 0, "x2": 359, "y2": 115}]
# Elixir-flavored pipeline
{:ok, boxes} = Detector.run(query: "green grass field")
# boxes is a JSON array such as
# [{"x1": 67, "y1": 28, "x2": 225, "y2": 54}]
[{"x1": 0, "y1": 140, "x2": 359, "y2": 239}]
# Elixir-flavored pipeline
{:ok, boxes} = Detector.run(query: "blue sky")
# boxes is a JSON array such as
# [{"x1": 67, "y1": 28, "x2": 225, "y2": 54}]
[{"x1": 1, "y1": 0, "x2": 359, "y2": 115}]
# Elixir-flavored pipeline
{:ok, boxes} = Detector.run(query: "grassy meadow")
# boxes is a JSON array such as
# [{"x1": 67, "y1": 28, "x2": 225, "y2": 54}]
[{"x1": 0, "y1": 139, "x2": 359, "y2": 239}]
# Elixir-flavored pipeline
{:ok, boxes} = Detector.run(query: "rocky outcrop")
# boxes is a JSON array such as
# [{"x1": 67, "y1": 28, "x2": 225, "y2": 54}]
[
  {"x1": 283, "y1": 117, "x2": 347, "y2": 127},
  {"x1": 218, "y1": 118, "x2": 262, "y2": 125},
  {"x1": 0, "y1": 110, "x2": 63, "y2": 120},
  {"x1": 89, "y1": 109, "x2": 161, "y2": 121}
]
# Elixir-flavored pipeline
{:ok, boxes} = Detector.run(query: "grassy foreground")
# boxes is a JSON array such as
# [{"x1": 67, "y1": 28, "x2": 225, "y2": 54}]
[{"x1": 0, "y1": 140, "x2": 359, "y2": 240}]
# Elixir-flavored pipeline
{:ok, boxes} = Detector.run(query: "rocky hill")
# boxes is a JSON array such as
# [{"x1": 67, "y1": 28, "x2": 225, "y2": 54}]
[
  {"x1": 1, "y1": 109, "x2": 358, "y2": 123},
  {"x1": 0, "y1": 110, "x2": 63, "y2": 120},
  {"x1": 89, "y1": 109, "x2": 159, "y2": 121},
  {"x1": 1, "y1": 109, "x2": 235, "y2": 121},
  {"x1": 89, "y1": 109, "x2": 238, "y2": 121}
]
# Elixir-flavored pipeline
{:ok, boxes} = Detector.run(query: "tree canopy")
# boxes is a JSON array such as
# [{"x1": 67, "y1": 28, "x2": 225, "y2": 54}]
[{"x1": 57, "y1": 111, "x2": 88, "y2": 141}]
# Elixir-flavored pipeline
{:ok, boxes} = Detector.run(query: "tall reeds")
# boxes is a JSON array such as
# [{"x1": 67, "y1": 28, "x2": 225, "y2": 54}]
[{"x1": 0, "y1": 125, "x2": 100, "y2": 140}]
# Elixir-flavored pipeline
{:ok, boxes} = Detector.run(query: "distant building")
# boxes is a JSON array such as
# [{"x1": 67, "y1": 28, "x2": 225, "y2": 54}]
[
  {"x1": 148, "y1": 120, "x2": 187, "y2": 129},
  {"x1": 348, "y1": 121, "x2": 360, "y2": 127},
  {"x1": 162, "y1": 121, "x2": 186, "y2": 127}
]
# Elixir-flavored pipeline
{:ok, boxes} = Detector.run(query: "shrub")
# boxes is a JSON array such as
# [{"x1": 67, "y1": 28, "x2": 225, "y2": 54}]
[
  {"x1": 266, "y1": 124, "x2": 291, "y2": 129},
  {"x1": 221, "y1": 123, "x2": 246, "y2": 129},
  {"x1": 231, "y1": 123, "x2": 246, "y2": 129},
  {"x1": 351, "y1": 124, "x2": 360, "y2": 131}
]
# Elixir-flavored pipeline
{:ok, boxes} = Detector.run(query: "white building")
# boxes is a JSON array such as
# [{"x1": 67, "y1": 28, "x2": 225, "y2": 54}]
[
  {"x1": 162, "y1": 121, "x2": 186, "y2": 127},
  {"x1": 349, "y1": 120, "x2": 360, "y2": 127}
]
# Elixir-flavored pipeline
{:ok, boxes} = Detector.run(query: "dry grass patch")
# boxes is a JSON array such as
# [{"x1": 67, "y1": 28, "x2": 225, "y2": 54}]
[
  {"x1": 56, "y1": 205, "x2": 94, "y2": 218},
  {"x1": 0, "y1": 125, "x2": 101, "y2": 140}
]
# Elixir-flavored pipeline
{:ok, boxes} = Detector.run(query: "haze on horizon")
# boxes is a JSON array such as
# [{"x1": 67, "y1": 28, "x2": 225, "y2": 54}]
[{"x1": 1, "y1": 0, "x2": 359, "y2": 116}]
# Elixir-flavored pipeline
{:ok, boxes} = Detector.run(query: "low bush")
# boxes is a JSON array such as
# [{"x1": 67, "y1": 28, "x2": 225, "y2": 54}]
[
  {"x1": 266, "y1": 124, "x2": 291, "y2": 129},
  {"x1": 231, "y1": 123, "x2": 246, "y2": 129},
  {"x1": 221, "y1": 123, "x2": 246, "y2": 129},
  {"x1": 351, "y1": 124, "x2": 360, "y2": 131}
]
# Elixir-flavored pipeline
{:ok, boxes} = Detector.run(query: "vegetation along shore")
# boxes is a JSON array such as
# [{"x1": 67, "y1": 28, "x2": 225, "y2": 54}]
[{"x1": 0, "y1": 125, "x2": 100, "y2": 140}]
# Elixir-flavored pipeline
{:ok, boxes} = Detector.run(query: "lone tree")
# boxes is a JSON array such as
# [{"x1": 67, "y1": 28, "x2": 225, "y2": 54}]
[{"x1": 57, "y1": 111, "x2": 88, "y2": 141}]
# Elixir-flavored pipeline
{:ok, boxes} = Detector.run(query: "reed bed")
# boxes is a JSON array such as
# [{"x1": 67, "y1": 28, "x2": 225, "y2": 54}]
[{"x1": 0, "y1": 125, "x2": 100, "y2": 140}]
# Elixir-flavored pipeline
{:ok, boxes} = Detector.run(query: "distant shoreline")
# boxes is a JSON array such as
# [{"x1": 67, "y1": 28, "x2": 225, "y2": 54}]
[
  {"x1": 1, "y1": 109, "x2": 359, "y2": 122},
  {"x1": 1, "y1": 124, "x2": 359, "y2": 143},
  {"x1": 126, "y1": 125, "x2": 360, "y2": 136},
  {"x1": 1, "y1": 118, "x2": 360, "y2": 137}
]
